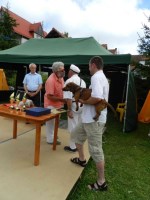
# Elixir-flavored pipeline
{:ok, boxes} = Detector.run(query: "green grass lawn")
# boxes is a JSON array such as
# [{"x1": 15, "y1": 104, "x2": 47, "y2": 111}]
[{"x1": 67, "y1": 114, "x2": 150, "y2": 200}]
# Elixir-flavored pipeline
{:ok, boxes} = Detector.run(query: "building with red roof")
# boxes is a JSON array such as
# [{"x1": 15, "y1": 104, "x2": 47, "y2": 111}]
[{"x1": 0, "y1": 6, "x2": 47, "y2": 44}]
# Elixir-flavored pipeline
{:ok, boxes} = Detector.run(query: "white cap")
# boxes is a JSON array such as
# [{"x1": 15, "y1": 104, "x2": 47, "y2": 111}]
[{"x1": 70, "y1": 64, "x2": 80, "y2": 73}]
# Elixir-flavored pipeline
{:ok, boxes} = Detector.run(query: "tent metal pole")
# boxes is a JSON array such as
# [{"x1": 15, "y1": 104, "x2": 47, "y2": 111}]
[
  {"x1": 123, "y1": 65, "x2": 130, "y2": 133},
  {"x1": 38, "y1": 64, "x2": 41, "y2": 106}
]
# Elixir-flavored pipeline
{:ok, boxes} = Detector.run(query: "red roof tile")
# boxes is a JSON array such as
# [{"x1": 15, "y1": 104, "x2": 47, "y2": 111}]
[{"x1": 29, "y1": 23, "x2": 41, "y2": 32}]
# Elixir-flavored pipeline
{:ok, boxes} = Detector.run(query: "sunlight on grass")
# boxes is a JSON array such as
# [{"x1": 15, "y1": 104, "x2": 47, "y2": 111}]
[{"x1": 67, "y1": 114, "x2": 150, "y2": 200}]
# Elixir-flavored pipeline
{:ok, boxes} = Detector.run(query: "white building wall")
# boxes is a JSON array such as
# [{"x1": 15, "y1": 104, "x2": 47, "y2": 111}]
[{"x1": 21, "y1": 37, "x2": 28, "y2": 43}]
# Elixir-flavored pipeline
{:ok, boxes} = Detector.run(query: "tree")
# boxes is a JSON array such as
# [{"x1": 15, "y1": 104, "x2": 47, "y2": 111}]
[
  {"x1": 138, "y1": 14, "x2": 150, "y2": 58},
  {"x1": 135, "y1": 14, "x2": 150, "y2": 77},
  {"x1": 0, "y1": 6, "x2": 19, "y2": 50},
  {"x1": 133, "y1": 15, "x2": 150, "y2": 110}
]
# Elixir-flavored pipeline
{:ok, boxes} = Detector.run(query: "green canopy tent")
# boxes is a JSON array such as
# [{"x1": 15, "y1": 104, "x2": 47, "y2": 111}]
[
  {"x1": 0, "y1": 37, "x2": 130, "y2": 65},
  {"x1": 0, "y1": 37, "x2": 137, "y2": 132},
  {"x1": 123, "y1": 67, "x2": 138, "y2": 132}
]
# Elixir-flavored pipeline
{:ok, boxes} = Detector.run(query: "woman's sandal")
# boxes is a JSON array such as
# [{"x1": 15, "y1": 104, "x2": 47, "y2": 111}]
[
  {"x1": 70, "y1": 157, "x2": 87, "y2": 167},
  {"x1": 88, "y1": 181, "x2": 108, "y2": 191}
]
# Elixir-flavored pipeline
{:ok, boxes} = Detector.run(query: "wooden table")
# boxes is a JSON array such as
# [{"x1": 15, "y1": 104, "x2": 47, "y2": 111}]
[{"x1": 0, "y1": 105, "x2": 60, "y2": 166}]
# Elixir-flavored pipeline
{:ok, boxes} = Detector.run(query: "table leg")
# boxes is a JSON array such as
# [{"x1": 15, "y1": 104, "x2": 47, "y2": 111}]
[
  {"x1": 34, "y1": 123, "x2": 41, "y2": 166},
  {"x1": 53, "y1": 115, "x2": 59, "y2": 150},
  {"x1": 13, "y1": 119, "x2": 17, "y2": 139}
]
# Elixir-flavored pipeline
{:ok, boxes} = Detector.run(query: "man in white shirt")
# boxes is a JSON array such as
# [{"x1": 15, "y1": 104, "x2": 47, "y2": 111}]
[
  {"x1": 63, "y1": 64, "x2": 86, "y2": 152},
  {"x1": 70, "y1": 56, "x2": 109, "y2": 192}
]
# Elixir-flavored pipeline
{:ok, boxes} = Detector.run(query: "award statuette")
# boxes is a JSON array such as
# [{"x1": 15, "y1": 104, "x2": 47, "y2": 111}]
[
  {"x1": 15, "y1": 94, "x2": 20, "y2": 110},
  {"x1": 22, "y1": 93, "x2": 27, "y2": 111},
  {"x1": 9, "y1": 92, "x2": 15, "y2": 109}
]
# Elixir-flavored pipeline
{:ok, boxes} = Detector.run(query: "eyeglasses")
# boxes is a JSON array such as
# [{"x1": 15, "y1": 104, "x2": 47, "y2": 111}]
[{"x1": 57, "y1": 69, "x2": 65, "y2": 73}]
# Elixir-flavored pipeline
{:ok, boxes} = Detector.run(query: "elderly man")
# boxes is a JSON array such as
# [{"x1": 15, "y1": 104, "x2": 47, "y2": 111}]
[
  {"x1": 44, "y1": 61, "x2": 65, "y2": 145},
  {"x1": 23, "y1": 63, "x2": 43, "y2": 107},
  {"x1": 63, "y1": 64, "x2": 86, "y2": 152}
]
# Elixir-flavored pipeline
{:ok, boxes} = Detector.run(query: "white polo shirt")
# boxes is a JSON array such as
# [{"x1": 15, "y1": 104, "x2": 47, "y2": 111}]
[{"x1": 81, "y1": 70, "x2": 109, "y2": 123}]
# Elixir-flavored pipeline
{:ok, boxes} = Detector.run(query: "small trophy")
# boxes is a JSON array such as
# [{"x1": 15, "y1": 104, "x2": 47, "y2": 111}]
[
  {"x1": 15, "y1": 94, "x2": 20, "y2": 110},
  {"x1": 22, "y1": 93, "x2": 27, "y2": 111},
  {"x1": 10, "y1": 92, "x2": 15, "y2": 109}
]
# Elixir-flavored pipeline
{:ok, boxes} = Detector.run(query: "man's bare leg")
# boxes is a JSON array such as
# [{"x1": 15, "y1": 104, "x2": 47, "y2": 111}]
[{"x1": 76, "y1": 143, "x2": 85, "y2": 161}]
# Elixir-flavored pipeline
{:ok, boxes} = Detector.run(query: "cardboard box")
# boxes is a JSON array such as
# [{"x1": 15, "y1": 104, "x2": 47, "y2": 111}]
[{"x1": 26, "y1": 107, "x2": 51, "y2": 116}]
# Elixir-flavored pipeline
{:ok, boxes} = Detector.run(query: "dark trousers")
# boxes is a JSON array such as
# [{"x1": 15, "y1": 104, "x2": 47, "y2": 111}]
[{"x1": 26, "y1": 91, "x2": 41, "y2": 107}]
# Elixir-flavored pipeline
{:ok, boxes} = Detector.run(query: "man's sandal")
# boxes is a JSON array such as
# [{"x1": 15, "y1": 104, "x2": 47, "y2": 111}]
[
  {"x1": 70, "y1": 157, "x2": 87, "y2": 167},
  {"x1": 88, "y1": 181, "x2": 108, "y2": 191}
]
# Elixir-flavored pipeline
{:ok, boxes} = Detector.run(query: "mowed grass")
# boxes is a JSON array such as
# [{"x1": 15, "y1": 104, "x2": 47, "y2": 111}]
[{"x1": 67, "y1": 114, "x2": 150, "y2": 200}]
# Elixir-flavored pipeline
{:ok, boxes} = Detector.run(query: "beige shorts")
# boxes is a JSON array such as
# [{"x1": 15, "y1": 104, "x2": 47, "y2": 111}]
[{"x1": 71, "y1": 122, "x2": 105, "y2": 163}]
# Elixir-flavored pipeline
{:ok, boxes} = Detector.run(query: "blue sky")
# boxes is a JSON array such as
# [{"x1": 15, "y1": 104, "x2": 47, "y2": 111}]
[
  {"x1": 138, "y1": 0, "x2": 150, "y2": 9},
  {"x1": 1, "y1": 0, "x2": 150, "y2": 54}
]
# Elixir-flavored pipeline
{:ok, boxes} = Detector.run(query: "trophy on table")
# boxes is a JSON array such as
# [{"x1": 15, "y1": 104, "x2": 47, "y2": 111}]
[
  {"x1": 15, "y1": 93, "x2": 20, "y2": 110},
  {"x1": 22, "y1": 93, "x2": 27, "y2": 111},
  {"x1": 9, "y1": 92, "x2": 15, "y2": 109}
]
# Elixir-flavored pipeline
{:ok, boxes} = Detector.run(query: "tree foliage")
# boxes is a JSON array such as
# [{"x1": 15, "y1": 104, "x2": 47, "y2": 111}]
[
  {"x1": 134, "y1": 15, "x2": 150, "y2": 110},
  {"x1": 0, "y1": 7, "x2": 19, "y2": 50},
  {"x1": 136, "y1": 14, "x2": 150, "y2": 75},
  {"x1": 138, "y1": 15, "x2": 150, "y2": 58}
]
